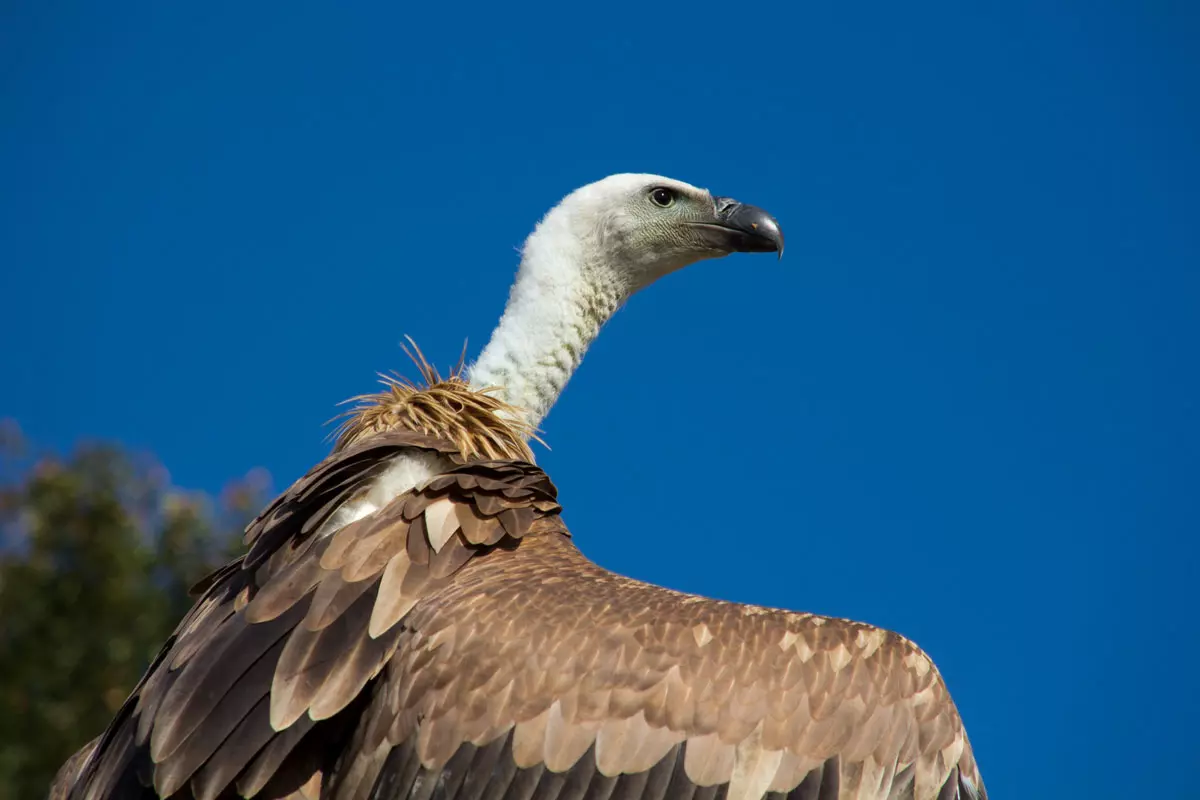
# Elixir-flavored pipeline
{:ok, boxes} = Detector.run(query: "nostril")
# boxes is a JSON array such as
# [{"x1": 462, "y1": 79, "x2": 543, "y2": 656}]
[{"x1": 712, "y1": 196, "x2": 737, "y2": 214}]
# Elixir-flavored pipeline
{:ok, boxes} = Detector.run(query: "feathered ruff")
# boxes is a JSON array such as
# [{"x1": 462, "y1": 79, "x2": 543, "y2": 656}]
[{"x1": 331, "y1": 337, "x2": 542, "y2": 462}]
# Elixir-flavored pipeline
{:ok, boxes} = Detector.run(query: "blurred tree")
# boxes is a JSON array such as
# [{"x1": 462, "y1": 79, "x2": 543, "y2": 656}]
[{"x1": 0, "y1": 419, "x2": 268, "y2": 800}]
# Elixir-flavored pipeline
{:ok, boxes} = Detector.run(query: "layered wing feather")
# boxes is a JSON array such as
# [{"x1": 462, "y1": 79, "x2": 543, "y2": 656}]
[
  {"x1": 67, "y1": 431, "x2": 561, "y2": 800},
  {"x1": 335, "y1": 533, "x2": 986, "y2": 800},
  {"x1": 64, "y1": 430, "x2": 985, "y2": 800}
]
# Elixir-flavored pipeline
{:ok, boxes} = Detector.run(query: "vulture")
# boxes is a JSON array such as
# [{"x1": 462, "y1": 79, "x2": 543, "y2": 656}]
[{"x1": 55, "y1": 174, "x2": 987, "y2": 800}]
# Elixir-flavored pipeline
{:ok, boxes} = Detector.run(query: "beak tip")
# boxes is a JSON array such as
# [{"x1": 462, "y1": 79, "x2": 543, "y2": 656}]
[{"x1": 709, "y1": 196, "x2": 786, "y2": 258}]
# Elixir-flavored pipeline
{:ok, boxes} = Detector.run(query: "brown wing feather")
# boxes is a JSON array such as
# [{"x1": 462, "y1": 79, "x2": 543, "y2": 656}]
[
  {"x1": 48, "y1": 737, "x2": 99, "y2": 800},
  {"x1": 66, "y1": 431, "x2": 561, "y2": 800},
  {"x1": 338, "y1": 531, "x2": 986, "y2": 800},
  {"x1": 63, "y1": 428, "x2": 982, "y2": 800}
]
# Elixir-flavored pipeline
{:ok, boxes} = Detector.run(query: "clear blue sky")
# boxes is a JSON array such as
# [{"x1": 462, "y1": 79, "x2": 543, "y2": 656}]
[{"x1": 3, "y1": 2, "x2": 1198, "y2": 797}]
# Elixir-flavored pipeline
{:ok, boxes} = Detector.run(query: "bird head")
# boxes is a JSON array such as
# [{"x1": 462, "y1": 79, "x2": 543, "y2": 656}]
[{"x1": 522, "y1": 173, "x2": 784, "y2": 295}]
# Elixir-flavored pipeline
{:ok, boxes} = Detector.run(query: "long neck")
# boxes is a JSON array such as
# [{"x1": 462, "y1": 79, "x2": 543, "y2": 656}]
[{"x1": 468, "y1": 224, "x2": 626, "y2": 432}]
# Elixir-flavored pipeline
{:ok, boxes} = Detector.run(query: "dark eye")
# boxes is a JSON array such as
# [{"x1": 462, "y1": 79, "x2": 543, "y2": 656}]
[{"x1": 649, "y1": 187, "x2": 676, "y2": 208}]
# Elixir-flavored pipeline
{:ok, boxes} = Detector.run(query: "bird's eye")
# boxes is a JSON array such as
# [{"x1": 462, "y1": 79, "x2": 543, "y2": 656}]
[{"x1": 649, "y1": 187, "x2": 676, "y2": 208}]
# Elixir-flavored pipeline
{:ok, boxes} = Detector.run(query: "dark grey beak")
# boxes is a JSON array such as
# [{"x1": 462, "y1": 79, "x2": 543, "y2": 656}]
[{"x1": 693, "y1": 196, "x2": 785, "y2": 259}]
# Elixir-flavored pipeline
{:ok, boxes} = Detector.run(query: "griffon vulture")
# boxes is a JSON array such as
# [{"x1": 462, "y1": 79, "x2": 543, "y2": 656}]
[{"x1": 57, "y1": 174, "x2": 986, "y2": 800}]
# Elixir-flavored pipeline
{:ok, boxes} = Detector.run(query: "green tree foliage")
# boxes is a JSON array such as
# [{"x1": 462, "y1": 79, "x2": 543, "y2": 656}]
[{"x1": 0, "y1": 420, "x2": 268, "y2": 800}]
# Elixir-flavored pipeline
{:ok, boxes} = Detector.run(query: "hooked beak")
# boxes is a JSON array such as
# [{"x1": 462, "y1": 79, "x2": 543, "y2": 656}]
[{"x1": 689, "y1": 196, "x2": 785, "y2": 259}]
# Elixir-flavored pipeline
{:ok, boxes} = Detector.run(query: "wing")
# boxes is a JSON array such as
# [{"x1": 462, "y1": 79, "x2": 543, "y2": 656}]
[
  {"x1": 68, "y1": 430, "x2": 562, "y2": 800},
  {"x1": 66, "y1": 428, "x2": 985, "y2": 800},
  {"x1": 333, "y1": 535, "x2": 987, "y2": 800}
]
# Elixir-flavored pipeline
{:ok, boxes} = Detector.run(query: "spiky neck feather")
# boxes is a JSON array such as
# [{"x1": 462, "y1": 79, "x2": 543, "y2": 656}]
[
  {"x1": 333, "y1": 343, "x2": 537, "y2": 462},
  {"x1": 467, "y1": 201, "x2": 628, "y2": 431}
]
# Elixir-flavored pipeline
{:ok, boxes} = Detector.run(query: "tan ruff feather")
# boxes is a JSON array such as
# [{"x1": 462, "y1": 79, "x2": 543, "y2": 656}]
[{"x1": 331, "y1": 337, "x2": 542, "y2": 461}]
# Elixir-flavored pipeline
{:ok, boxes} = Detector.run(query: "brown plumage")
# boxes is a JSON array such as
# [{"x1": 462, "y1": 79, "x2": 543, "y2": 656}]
[
  {"x1": 331, "y1": 340, "x2": 539, "y2": 461},
  {"x1": 61, "y1": 373, "x2": 986, "y2": 800}
]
